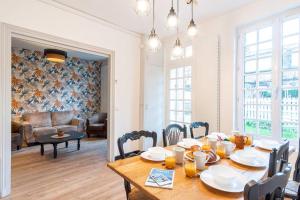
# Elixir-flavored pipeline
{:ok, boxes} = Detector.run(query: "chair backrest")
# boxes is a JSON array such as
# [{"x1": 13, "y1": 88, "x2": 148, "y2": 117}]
[
  {"x1": 117, "y1": 130, "x2": 157, "y2": 159},
  {"x1": 268, "y1": 141, "x2": 289, "y2": 177},
  {"x1": 245, "y1": 162, "x2": 292, "y2": 200},
  {"x1": 163, "y1": 124, "x2": 187, "y2": 147},
  {"x1": 293, "y1": 138, "x2": 300, "y2": 182},
  {"x1": 189, "y1": 121, "x2": 209, "y2": 139}
]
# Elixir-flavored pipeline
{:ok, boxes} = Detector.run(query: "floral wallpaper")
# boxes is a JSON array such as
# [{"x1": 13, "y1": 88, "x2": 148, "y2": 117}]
[{"x1": 11, "y1": 47, "x2": 103, "y2": 119}]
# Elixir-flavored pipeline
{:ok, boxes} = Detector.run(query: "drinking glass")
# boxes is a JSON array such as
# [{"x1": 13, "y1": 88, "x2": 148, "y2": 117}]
[
  {"x1": 184, "y1": 160, "x2": 197, "y2": 177},
  {"x1": 201, "y1": 138, "x2": 211, "y2": 151},
  {"x1": 165, "y1": 153, "x2": 176, "y2": 169},
  {"x1": 245, "y1": 134, "x2": 253, "y2": 146},
  {"x1": 216, "y1": 143, "x2": 226, "y2": 159}
]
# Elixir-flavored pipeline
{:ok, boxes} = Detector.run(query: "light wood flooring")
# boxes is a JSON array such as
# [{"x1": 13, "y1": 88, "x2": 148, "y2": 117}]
[{"x1": 3, "y1": 138, "x2": 126, "y2": 200}]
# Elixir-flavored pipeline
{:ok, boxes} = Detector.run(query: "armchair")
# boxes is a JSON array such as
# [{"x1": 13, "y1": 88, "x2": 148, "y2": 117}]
[
  {"x1": 86, "y1": 113, "x2": 107, "y2": 138},
  {"x1": 11, "y1": 121, "x2": 23, "y2": 150}
]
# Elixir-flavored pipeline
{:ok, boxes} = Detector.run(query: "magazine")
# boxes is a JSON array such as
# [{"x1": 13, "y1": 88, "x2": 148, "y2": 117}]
[{"x1": 145, "y1": 168, "x2": 175, "y2": 189}]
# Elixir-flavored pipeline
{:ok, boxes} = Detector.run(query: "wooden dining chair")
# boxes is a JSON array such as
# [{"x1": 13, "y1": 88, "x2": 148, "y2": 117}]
[
  {"x1": 117, "y1": 130, "x2": 157, "y2": 200},
  {"x1": 285, "y1": 138, "x2": 300, "y2": 200},
  {"x1": 244, "y1": 162, "x2": 292, "y2": 200},
  {"x1": 268, "y1": 140, "x2": 289, "y2": 177},
  {"x1": 163, "y1": 124, "x2": 187, "y2": 147},
  {"x1": 189, "y1": 121, "x2": 209, "y2": 139}
]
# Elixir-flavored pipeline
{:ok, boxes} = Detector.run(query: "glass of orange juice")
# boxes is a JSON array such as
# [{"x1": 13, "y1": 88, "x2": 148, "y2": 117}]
[
  {"x1": 165, "y1": 154, "x2": 176, "y2": 169},
  {"x1": 201, "y1": 138, "x2": 211, "y2": 151},
  {"x1": 184, "y1": 161, "x2": 197, "y2": 177},
  {"x1": 229, "y1": 135, "x2": 235, "y2": 143},
  {"x1": 216, "y1": 143, "x2": 226, "y2": 159}
]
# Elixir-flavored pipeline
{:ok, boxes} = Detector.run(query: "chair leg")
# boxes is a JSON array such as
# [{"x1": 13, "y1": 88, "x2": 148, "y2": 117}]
[
  {"x1": 87, "y1": 132, "x2": 90, "y2": 138},
  {"x1": 124, "y1": 179, "x2": 131, "y2": 200},
  {"x1": 16, "y1": 145, "x2": 20, "y2": 150}
]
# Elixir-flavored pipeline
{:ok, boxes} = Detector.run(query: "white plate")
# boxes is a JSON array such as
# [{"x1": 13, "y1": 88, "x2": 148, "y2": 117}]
[
  {"x1": 200, "y1": 165, "x2": 249, "y2": 193},
  {"x1": 140, "y1": 150, "x2": 173, "y2": 162},
  {"x1": 230, "y1": 149, "x2": 267, "y2": 168},
  {"x1": 184, "y1": 152, "x2": 220, "y2": 164},
  {"x1": 177, "y1": 139, "x2": 202, "y2": 149},
  {"x1": 51, "y1": 134, "x2": 70, "y2": 139},
  {"x1": 255, "y1": 139, "x2": 280, "y2": 151}
]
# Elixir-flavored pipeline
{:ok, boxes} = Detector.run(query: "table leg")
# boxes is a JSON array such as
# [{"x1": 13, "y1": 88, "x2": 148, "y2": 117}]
[
  {"x1": 53, "y1": 144, "x2": 57, "y2": 159},
  {"x1": 40, "y1": 144, "x2": 44, "y2": 156},
  {"x1": 77, "y1": 139, "x2": 80, "y2": 150},
  {"x1": 65, "y1": 141, "x2": 68, "y2": 148}
]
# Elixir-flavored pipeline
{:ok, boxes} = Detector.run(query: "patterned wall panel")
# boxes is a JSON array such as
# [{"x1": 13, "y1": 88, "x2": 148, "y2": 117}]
[{"x1": 11, "y1": 48, "x2": 103, "y2": 119}]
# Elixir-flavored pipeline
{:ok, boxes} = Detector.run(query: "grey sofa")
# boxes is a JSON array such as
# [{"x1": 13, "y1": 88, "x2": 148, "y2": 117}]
[{"x1": 20, "y1": 111, "x2": 84, "y2": 145}]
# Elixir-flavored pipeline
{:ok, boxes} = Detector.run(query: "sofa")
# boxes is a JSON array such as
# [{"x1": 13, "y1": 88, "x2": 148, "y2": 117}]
[
  {"x1": 11, "y1": 121, "x2": 23, "y2": 150},
  {"x1": 20, "y1": 111, "x2": 84, "y2": 145}
]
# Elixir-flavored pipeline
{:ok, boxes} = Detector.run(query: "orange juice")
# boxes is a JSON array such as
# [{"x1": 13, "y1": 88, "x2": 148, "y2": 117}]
[
  {"x1": 165, "y1": 156, "x2": 176, "y2": 169},
  {"x1": 184, "y1": 162, "x2": 197, "y2": 177},
  {"x1": 201, "y1": 144, "x2": 211, "y2": 151},
  {"x1": 245, "y1": 134, "x2": 253, "y2": 146},
  {"x1": 216, "y1": 149, "x2": 226, "y2": 158},
  {"x1": 229, "y1": 135, "x2": 235, "y2": 143}
]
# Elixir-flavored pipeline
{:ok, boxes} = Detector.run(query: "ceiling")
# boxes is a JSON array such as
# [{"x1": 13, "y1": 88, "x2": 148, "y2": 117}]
[
  {"x1": 12, "y1": 38, "x2": 108, "y2": 61},
  {"x1": 52, "y1": 0, "x2": 257, "y2": 37}
]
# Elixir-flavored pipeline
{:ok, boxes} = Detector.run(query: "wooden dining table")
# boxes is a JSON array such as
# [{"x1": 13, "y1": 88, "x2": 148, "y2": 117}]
[{"x1": 107, "y1": 144, "x2": 273, "y2": 200}]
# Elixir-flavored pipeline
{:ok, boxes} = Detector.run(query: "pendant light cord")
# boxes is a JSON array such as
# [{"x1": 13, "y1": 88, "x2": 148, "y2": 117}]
[
  {"x1": 152, "y1": 0, "x2": 155, "y2": 29},
  {"x1": 176, "y1": 0, "x2": 179, "y2": 36},
  {"x1": 191, "y1": 0, "x2": 194, "y2": 20}
]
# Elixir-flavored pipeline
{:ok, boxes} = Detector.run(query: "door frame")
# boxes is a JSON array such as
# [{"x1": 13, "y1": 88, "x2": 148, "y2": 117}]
[{"x1": 0, "y1": 23, "x2": 116, "y2": 197}]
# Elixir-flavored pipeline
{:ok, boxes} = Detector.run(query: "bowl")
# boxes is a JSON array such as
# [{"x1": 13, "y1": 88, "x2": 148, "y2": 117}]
[{"x1": 209, "y1": 165, "x2": 237, "y2": 187}]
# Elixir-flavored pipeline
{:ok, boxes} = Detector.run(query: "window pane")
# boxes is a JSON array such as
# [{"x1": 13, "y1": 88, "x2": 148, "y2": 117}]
[
  {"x1": 245, "y1": 31, "x2": 257, "y2": 45},
  {"x1": 244, "y1": 75, "x2": 256, "y2": 89},
  {"x1": 283, "y1": 35, "x2": 299, "y2": 52},
  {"x1": 177, "y1": 79, "x2": 183, "y2": 89},
  {"x1": 245, "y1": 45, "x2": 257, "y2": 60},
  {"x1": 244, "y1": 90, "x2": 256, "y2": 104},
  {"x1": 258, "y1": 57, "x2": 272, "y2": 72},
  {"x1": 283, "y1": 19, "x2": 299, "y2": 36},
  {"x1": 184, "y1": 101, "x2": 191, "y2": 111},
  {"x1": 184, "y1": 112, "x2": 191, "y2": 123},
  {"x1": 170, "y1": 69, "x2": 176, "y2": 78},
  {"x1": 257, "y1": 105, "x2": 271, "y2": 121},
  {"x1": 176, "y1": 112, "x2": 183, "y2": 122},
  {"x1": 283, "y1": 51, "x2": 299, "y2": 69},
  {"x1": 177, "y1": 100, "x2": 183, "y2": 111},
  {"x1": 282, "y1": 89, "x2": 298, "y2": 105},
  {"x1": 282, "y1": 71, "x2": 299, "y2": 88},
  {"x1": 170, "y1": 111, "x2": 176, "y2": 121},
  {"x1": 258, "y1": 120, "x2": 271, "y2": 136},
  {"x1": 185, "y1": 66, "x2": 192, "y2": 77},
  {"x1": 258, "y1": 73, "x2": 272, "y2": 89},
  {"x1": 184, "y1": 78, "x2": 192, "y2": 90},
  {"x1": 282, "y1": 123, "x2": 298, "y2": 140},
  {"x1": 170, "y1": 79, "x2": 176, "y2": 89},
  {"x1": 259, "y1": 27, "x2": 272, "y2": 42},
  {"x1": 258, "y1": 90, "x2": 272, "y2": 104},
  {"x1": 244, "y1": 120, "x2": 257, "y2": 134},
  {"x1": 177, "y1": 90, "x2": 183, "y2": 100},
  {"x1": 184, "y1": 90, "x2": 191, "y2": 100},
  {"x1": 170, "y1": 90, "x2": 176, "y2": 100},
  {"x1": 177, "y1": 68, "x2": 184, "y2": 78},
  {"x1": 244, "y1": 105, "x2": 257, "y2": 119},
  {"x1": 258, "y1": 42, "x2": 272, "y2": 58},
  {"x1": 185, "y1": 46, "x2": 192, "y2": 58},
  {"x1": 170, "y1": 100, "x2": 176, "y2": 110},
  {"x1": 245, "y1": 60, "x2": 256, "y2": 74}
]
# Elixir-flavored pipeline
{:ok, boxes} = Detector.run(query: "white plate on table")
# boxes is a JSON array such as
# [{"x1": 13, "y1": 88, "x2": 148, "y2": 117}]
[
  {"x1": 177, "y1": 138, "x2": 202, "y2": 149},
  {"x1": 184, "y1": 151, "x2": 220, "y2": 164},
  {"x1": 255, "y1": 139, "x2": 280, "y2": 151},
  {"x1": 230, "y1": 149, "x2": 267, "y2": 168},
  {"x1": 140, "y1": 147, "x2": 173, "y2": 162},
  {"x1": 200, "y1": 165, "x2": 249, "y2": 193}
]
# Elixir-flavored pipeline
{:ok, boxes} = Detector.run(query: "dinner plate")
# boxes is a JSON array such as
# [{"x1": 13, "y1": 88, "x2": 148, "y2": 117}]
[
  {"x1": 200, "y1": 165, "x2": 249, "y2": 193},
  {"x1": 255, "y1": 139, "x2": 280, "y2": 151},
  {"x1": 184, "y1": 151, "x2": 220, "y2": 164},
  {"x1": 140, "y1": 150, "x2": 173, "y2": 162},
  {"x1": 230, "y1": 149, "x2": 268, "y2": 168},
  {"x1": 177, "y1": 138, "x2": 202, "y2": 149}
]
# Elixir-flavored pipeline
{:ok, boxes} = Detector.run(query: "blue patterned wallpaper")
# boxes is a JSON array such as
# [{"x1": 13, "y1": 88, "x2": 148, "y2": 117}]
[{"x1": 11, "y1": 48, "x2": 103, "y2": 119}]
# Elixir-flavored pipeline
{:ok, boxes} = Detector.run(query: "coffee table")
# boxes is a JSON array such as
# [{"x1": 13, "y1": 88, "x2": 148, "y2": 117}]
[{"x1": 36, "y1": 131, "x2": 85, "y2": 159}]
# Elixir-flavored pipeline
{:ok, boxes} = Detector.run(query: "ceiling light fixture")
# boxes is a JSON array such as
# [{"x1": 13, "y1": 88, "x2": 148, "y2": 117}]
[
  {"x1": 171, "y1": 0, "x2": 184, "y2": 59},
  {"x1": 135, "y1": 0, "x2": 151, "y2": 16},
  {"x1": 187, "y1": 0, "x2": 197, "y2": 37},
  {"x1": 166, "y1": 0, "x2": 177, "y2": 29},
  {"x1": 44, "y1": 49, "x2": 67, "y2": 63},
  {"x1": 147, "y1": 0, "x2": 161, "y2": 52}
]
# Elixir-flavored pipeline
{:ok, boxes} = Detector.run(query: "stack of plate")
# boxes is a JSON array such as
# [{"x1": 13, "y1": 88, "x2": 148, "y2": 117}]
[
  {"x1": 230, "y1": 148, "x2": 268, "y2": 167},
  {"x1": 177, "y1": 138, "x2": 202, "y2": 149}
]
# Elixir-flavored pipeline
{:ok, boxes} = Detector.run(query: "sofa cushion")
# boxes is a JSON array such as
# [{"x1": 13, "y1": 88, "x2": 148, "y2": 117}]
[
  {"x1": 33, "y1": 127, "x2": 57, "y2": 137},
  {"x1": 53, "y1": 125, "x2": 77, "y2": 132},
  {"x1": 51, "y1": 111, "x2": 74, "y2": 126},
  {"x1": 87, "y1": 123, "x2": 105, "y2": 131},
  {"x1": 23, "y1": 112, "x2": 52, "y2": 128}
]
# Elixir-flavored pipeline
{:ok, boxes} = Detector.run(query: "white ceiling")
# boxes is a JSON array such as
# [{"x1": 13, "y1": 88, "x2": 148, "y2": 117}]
[
  {"x1": 12, "y1": 38, "x2": 108, "y2": 61},
  {"x1": 52, "y1": 0, "x2": 256, "y2": 37}
]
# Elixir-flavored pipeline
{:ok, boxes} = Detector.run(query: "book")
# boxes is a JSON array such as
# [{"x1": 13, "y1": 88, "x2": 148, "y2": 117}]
[{"x1": 145, "y1": 168, "x2": 175, "y2": 189}]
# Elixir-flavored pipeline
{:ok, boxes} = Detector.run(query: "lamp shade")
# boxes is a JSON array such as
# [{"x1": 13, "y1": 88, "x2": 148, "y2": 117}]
[{"x1": 44, "y1": 49, "x2": 67, "y2": 63}]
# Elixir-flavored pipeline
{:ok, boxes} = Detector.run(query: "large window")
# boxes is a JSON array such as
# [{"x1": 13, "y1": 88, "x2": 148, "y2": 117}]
[{"x1": 238, "y1": 13, "x2": 300, "y2": 141}]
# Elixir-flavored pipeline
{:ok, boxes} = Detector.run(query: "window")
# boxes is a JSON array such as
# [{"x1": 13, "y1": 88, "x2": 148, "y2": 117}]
[
  {"x1": 238, "y1": 14, "x2": 300, "y2": 141},
  {"x1": 168, "y1": 66, "x2": 192, "y2": 125},
  {"x1": 170, "y1": 45, "x2": 193, "y2": 60}
]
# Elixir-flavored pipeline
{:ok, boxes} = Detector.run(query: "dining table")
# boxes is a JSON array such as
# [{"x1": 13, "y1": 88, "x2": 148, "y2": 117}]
[{"x1": 107, "y1": 139, "x2": 292, "y2": 200}]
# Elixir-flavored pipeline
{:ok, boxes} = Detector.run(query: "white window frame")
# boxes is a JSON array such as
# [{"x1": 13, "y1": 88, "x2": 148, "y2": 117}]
[
  {"x1": 236, "y1": 8, "x2": 300, "y2": 146},
  {"x1": 165, "y1": 44, "x2": 193, "y2": 126}
]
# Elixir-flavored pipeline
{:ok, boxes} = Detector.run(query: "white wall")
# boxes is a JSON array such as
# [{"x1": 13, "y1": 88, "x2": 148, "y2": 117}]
[
  {"x1": 163, "y1": 0, "x2": 300, "y2": 135},
  {"x1": 0, "y1": 0, "x2": 141, "y2": 156}
]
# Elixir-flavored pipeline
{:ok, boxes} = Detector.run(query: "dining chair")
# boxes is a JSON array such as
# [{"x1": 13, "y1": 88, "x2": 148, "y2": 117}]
[
  {"x1": 285, "y1": 138, "x2": 300, "y2": 200},
  {"x1": 189, "y1": 121, "x2": 209, "y2": 139},
  {"x1": 268, "y1": 140, "x2": 289, "y2": 177},
  {"x1": 163, "y1": 124, "x2": 187, "y2": 147},
  {"x1": 244, "y1": 161, "x2": 292, "y2": 200},
  {"x1": 117, "y1": 130, "x2": 157, "y2": 200}
]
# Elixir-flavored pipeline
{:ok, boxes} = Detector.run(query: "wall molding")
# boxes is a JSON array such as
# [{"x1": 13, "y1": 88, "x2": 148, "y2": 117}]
[
  {"x1": 38, "y1": 0, "x2": 142, "y2": 39},
  {"x1": 0, "y1": 23, "x2": 116, "y2": 197}
]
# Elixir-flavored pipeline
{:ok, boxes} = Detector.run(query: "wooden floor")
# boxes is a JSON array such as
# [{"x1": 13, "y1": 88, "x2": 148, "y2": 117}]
[{"x1": 3, "y1": 138, "x2": 126, "y2": 200}]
